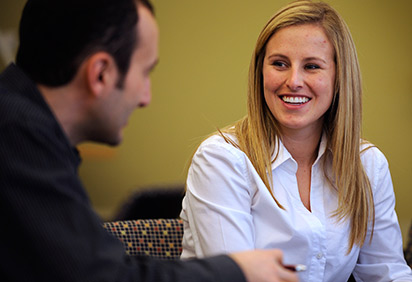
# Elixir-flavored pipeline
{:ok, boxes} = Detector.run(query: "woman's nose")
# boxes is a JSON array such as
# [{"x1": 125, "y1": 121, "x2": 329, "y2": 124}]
[{"x1": 285, "y1": 67, "x2": 303, "y2": 91}]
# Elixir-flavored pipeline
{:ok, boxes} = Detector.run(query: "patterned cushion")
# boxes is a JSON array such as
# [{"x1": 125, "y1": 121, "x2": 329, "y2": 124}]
[{"x1": 103, "y1": 218, "x2": 183, "y2": 260}]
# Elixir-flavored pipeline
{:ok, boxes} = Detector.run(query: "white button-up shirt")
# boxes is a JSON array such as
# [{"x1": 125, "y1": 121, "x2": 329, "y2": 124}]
[{"x1": 180, "y1": 134, "x2": 412, "y2": 281}]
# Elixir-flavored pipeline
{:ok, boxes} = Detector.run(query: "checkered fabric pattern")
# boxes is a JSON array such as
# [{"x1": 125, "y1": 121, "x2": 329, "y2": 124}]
[{"x1": 103, "y1": 218, "x2": 183, "y2": 260}]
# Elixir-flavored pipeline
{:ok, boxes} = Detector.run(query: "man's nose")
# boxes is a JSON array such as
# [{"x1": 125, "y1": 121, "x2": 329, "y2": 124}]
[{"x1": 139, "y1": 79, "x2": 152, "y2": 107}]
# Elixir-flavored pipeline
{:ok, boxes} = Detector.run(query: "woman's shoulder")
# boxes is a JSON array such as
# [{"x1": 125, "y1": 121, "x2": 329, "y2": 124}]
[
  {"x1": 360, "y1": 141, "x2": 386, "y2": 160},
  {"x1": 190, "y1": 132, "x2": 256, "y2": 179},
  {"x1": 359, "y1": 140, "x2": 389, "y2": 174},
  {"x1": 195, "y1": 132, "x2": 245, "y2": 160},
  {"x1": 199, "y1": 132, "x2": 238, "y2": 149}
]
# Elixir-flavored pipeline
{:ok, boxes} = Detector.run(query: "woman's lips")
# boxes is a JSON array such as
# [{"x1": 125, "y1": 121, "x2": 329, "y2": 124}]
[{"x1": 280, "y1": 95, "x2": 310, "y2": 105}]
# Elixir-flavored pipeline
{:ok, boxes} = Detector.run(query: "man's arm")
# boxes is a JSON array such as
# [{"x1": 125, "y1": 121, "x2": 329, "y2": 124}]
[{"x1": 0, "y1": 117, "x2": 297, "y2": 282}]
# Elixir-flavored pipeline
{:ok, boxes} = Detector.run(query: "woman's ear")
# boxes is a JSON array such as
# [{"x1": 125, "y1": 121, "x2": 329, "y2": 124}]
[{"x1": 85, "y1": 52, "x2": 118, "y2": 97}]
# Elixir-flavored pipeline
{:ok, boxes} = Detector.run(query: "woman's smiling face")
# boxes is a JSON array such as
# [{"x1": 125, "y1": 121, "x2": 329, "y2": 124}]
[{"x1": 262, "y1": 23, "x2": 335, "y2": 135}]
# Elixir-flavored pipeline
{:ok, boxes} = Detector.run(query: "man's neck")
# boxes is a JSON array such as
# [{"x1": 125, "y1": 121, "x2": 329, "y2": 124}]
[{"x1": 37, "y1": 83, "x2": 86, "y2": 146}]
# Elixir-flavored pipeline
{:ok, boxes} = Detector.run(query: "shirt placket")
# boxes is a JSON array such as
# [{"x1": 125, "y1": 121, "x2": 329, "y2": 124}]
[{"x1": 306, "y1": 162, "x2": 327, "y2": 281}]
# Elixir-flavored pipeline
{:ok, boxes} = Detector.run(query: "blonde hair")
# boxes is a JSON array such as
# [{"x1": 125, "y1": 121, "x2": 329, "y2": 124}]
[{"x1": 221, "y1": 0, "x2": 374, "y2": 252}]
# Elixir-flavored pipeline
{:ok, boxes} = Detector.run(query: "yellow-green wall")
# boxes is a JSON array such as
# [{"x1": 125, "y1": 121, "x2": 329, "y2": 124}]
[{"x1": 1, "y1": 0, "x2": 411, "y2": 245}]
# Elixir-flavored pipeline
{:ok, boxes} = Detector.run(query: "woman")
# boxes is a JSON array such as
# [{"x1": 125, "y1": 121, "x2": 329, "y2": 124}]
[{"x1": 180, "y1": 0, "x2": 412, "y2": 281}]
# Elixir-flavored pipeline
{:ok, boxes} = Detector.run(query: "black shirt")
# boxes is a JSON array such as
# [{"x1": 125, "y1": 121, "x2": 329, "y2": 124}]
[{"x1": 0, "y1": 64, "x2": 246, "y2": 282}]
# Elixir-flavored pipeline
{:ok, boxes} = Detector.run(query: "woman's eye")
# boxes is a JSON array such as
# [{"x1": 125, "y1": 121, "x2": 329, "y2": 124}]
[
  {"x1": 273, "y1": 61, "x2": 287, "y2": 68},
  {"x1": 305, "y1": 64, "x2": 320, "y2": 70}
]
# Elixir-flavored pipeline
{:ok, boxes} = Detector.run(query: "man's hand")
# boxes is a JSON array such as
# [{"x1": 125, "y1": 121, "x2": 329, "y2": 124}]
[{"x1": 230, "y1": 249, "x2": 299, "y2": 282}]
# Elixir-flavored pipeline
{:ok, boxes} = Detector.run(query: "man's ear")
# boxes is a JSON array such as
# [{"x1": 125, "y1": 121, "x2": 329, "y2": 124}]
[{"x1": 85, "y1": 52, "x2": 118, "y2": 97}]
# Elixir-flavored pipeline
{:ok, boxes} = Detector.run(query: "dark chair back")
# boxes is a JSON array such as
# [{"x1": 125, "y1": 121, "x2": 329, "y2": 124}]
[{"x1": 113, "y1": 185, "x2": 185, "y2": 220}]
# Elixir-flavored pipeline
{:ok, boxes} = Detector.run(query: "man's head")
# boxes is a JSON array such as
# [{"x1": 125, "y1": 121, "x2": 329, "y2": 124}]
[
  {"x1": 87, "y1": 1, "x2": 159, "y2": 145},
  {"x1": 17, "y1": 0, "x2": 158, "y2": 146},
  {"x1": 16, "y1": 0, "x2": 139, "y2": 87}
]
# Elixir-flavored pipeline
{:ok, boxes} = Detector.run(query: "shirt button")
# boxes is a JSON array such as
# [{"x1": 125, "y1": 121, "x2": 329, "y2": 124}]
[{"x1": 316, "y1": 252, "x2": 323, "y2": 259}]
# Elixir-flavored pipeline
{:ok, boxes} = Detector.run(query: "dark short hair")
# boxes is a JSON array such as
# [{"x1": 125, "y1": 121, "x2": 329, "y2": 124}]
[
  {"x1": 138, "y1": 0, "x2": 155, "y2": 15},
  {"x1": 16, "y1": 0, "x2": 138, "y2": 87}
]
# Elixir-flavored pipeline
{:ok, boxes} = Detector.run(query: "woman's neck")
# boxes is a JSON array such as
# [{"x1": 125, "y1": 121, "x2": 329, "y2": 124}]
[{"x1": 280, "y1": 126, "x2": 323, "y2": 167}]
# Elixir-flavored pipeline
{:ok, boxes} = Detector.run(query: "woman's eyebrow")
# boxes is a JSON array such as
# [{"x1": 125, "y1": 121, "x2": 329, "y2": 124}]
[{"x1": 266, "y1": 53, "x2": 288, "y2": 60}]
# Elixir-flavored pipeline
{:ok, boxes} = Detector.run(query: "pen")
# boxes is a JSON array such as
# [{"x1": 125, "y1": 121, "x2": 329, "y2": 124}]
[{"x1": 284, "y1": 264, "x2": 307, "y2": 272}]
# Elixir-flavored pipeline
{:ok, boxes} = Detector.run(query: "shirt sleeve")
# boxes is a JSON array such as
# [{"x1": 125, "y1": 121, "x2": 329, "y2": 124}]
[
  {"x1": 353, "y1": 148, "x2": 412, "y2": 281},
  {"x1": 182, "y1": 136, "x2": 256, "y2": 258},
  {"x1": 0, "y1": 116, "x2": 246, "y2": 282}
]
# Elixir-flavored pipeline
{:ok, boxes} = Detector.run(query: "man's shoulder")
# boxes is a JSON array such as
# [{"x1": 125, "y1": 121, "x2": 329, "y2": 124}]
[
  {"x1": 0, "y1": 65, "x2": 50, "y2": 126},
  {"x1": 0, "y1": 86, "x2": 44, "y2": 127}
]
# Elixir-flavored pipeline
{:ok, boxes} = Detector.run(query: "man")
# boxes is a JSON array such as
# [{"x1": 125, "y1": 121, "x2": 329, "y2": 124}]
[{"x1": 0, "y1": 0, "x2": 298, "y2": 281}]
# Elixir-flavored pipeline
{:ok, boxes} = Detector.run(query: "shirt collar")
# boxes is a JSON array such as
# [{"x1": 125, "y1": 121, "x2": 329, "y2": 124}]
[{"x1": 270, "y1": 133, "x2": 328, "y2": 172}]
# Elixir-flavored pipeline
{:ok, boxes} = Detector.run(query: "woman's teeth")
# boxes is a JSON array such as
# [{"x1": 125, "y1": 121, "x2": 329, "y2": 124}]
[{"x1": 282, "y1": 96, "x2": 309, "y2": 104}]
